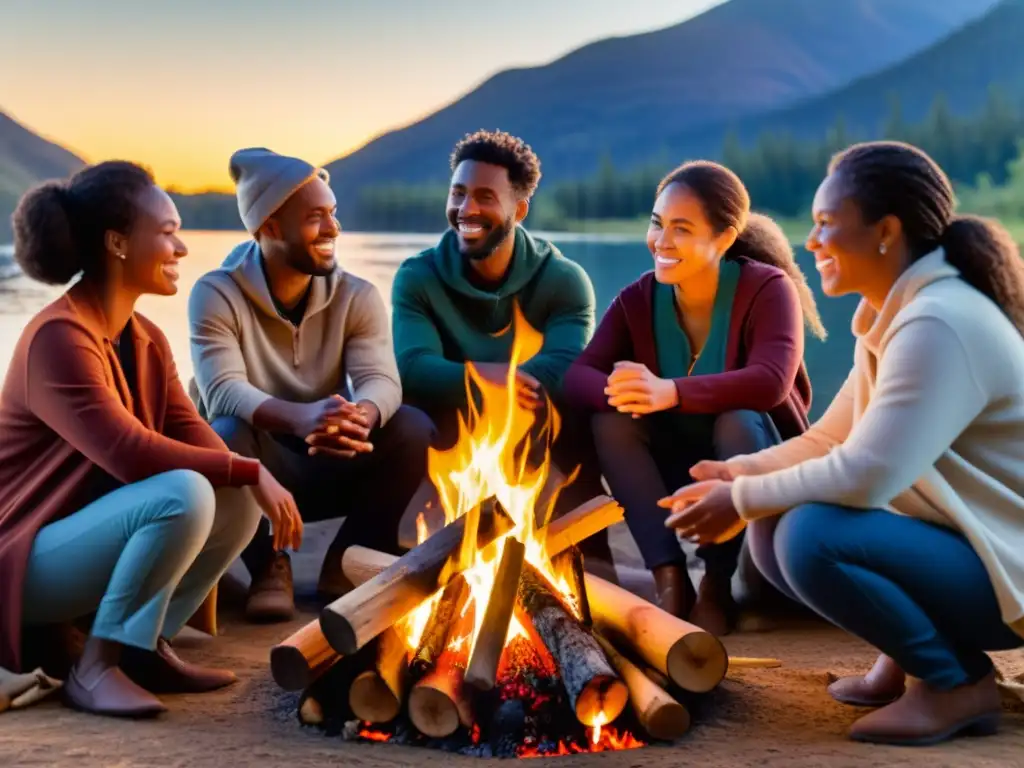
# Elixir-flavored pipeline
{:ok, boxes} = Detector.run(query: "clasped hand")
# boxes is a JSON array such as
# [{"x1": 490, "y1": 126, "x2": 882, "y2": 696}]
[
  {"x1": 604, "y1": 361, "x2": 679, "y2": 417},
  {"x1": 657, "y1": 460, "x2": 745, "y2": 546},
  {"x1": 300, "y1": 394, "x2": 377, "y2": 458}
]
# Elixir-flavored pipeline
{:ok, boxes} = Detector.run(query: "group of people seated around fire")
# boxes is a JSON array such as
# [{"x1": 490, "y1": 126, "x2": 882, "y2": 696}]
[{"x1": 1, "y1": 127, "x2": 1023, "y2": 748}]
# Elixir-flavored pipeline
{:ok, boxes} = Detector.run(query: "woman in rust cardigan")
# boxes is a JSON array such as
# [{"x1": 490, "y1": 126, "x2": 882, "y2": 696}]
[
  {"x1": 563, "y1": 161, "x2": 826, "y2": 634},
  {"x1": 0, "y1": 161, "x2": 303, "y2": 718}
]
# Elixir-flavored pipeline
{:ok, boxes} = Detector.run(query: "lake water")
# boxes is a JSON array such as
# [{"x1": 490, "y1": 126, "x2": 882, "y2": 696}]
[{"x1": 0, "y1": 231, "x2": 857, "y2": 419}]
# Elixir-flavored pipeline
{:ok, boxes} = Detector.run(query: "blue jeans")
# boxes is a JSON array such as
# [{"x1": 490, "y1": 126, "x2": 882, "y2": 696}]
[
  {"x1": 593, "y1": 409, "x2": 780, "y2": 574},
  {"x1": 22, "y1": 470, "x2": 262, "y2": 650},
  {"x1": 748, "y1": 503, "x2": 1023, "y2": 689}
]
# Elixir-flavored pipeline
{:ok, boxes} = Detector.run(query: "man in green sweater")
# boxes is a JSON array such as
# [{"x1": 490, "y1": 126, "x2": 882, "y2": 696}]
[{"x1": 391, "y1": 130, "x2": 612, "y2": 567}]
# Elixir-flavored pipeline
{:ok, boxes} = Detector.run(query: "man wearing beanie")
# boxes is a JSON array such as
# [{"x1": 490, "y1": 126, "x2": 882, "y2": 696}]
[
  {"x1": 391, "y1": 130, "x2": 615, "y2": 574},
  {"x1": 188, "y1": 148, "x2": 433, "y2": 622}
]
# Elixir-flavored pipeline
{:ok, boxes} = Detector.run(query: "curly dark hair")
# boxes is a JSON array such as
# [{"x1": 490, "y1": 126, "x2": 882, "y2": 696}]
[
  {"x1": 830, "y1": 141, "x2": 1024, "y2": 333},
  {"x1": 12, "y1": 160, "x2": 155, "y2": 285},
  {"x1": 449, "y1": 130, "x2": 542, "y2": 199},
  {"x1": 658, "y1": 160, "x2": 827, "y2": 340}
]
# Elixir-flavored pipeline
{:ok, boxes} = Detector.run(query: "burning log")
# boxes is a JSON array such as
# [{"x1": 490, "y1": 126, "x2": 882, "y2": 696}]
[
  {"x1": 584, "y1": 574, "x2": 728, "y2": 693},
  {"x1": 553, "y1": 545, "x2": 591, "y2": 627},
  {"x1": 464, "y1": 537, "x2": 526, "y2": 691},
  {"x1": 270, "y1": 622, "x2": 338, "y2": 692},
  {"x1": 594, "y1": 634, "x2": 690, "y2": 741},
  {"x1": 409, "y1": 578, "x2": 475, "y2": 738},
  {"x1": 516, "y1": 562, "x2": 628, "y2": 727},
  {"x1": 320, "y1": 500, "x2": 514, "y2": 655},
  {"x1": 349, "y1": 627, "x2": 408, "y2": 724},
  {"x1": 542, "y1": 495, "x2": 622, "y2": 557},
  {"x1": 412, "y1": 573, "x2": 471, "y2": 676}
]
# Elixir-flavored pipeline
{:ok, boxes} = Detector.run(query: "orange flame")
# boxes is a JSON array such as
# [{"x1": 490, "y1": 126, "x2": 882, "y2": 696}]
[{"x1": 398, "y1": 302, "x2": 577, "y2": 653}]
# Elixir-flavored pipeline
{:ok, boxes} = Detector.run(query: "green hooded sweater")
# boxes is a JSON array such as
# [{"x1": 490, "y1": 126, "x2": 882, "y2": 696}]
[{"x1": 392, "y1": 226, "x2": 595, "y2": 412}]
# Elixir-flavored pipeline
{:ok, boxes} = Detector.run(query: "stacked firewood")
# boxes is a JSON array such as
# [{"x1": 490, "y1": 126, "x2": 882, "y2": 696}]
[{"x1": 270, "y1": 496, "x2": 730, "y2": 747}]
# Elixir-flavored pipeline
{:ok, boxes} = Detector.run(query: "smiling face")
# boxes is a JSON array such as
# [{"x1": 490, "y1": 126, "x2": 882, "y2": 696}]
[
  {"x1": 446, "y1": 160, "x2": 527, "y2": 260},
  {"x1": 116, "y1": 185, "x2": 187, "y2": 296},
  {"x1": 646, "y1": 182, "x2": 736, "y2": 285},
  {"x1": 262, "y1": 176, "x2": 339, "y2": 276},
  {"x1": 807, "y1": 171, "x2": 895, "y2": 299}
]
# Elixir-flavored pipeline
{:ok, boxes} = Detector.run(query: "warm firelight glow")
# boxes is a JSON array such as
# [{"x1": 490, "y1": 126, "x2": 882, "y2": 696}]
[{"x1": 398, "y1": 303, "x2": 580, "y2": 656}]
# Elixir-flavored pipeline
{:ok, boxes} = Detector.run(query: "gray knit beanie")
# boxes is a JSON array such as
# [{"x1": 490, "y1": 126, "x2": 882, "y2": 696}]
[{"x1": 229, "y1": 147, "x2": 330, "y2": 234}]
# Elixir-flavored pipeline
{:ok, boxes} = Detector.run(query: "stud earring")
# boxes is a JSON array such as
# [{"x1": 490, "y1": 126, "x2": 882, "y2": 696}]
[{"x1": 879, "y1": 243, "x2": 887, "y2": 255}]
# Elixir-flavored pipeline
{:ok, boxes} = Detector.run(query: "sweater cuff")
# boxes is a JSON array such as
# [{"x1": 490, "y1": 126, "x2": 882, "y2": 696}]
[
  {"x1": 229, "y1": 455, "x2": 261, "y2": 486},
  {"x1": 731, "y1": 476, "x2": 778, "y2": 522}
]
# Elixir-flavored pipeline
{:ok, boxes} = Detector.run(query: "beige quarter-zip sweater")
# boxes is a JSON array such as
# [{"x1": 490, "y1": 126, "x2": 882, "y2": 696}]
[
  {"x1": 188, "y1": 240, "x2": 402, "y2": 426},
  {"x1": 727, "y1": 249, "x2": 1024, "y2": 636}
]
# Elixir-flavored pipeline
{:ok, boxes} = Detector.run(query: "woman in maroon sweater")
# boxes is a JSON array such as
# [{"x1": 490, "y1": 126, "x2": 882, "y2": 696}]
[
  {"x1": 0, "y1": 161, "x2": 303, "y2": 718},
  {"x1": 563, "y1": 161, "x2": 825, "y2": 634}
]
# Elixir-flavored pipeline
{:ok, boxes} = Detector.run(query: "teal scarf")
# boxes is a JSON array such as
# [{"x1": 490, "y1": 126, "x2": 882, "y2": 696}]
[{"x1": 653, "y1": 259, "x2": 740, "y2": 381}]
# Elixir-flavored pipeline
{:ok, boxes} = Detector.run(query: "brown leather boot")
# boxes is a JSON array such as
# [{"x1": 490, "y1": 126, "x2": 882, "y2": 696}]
[
  {"x1": 246, "y1": 552, "x2": 295, "y2": 622},
  {"x1": 652, "y1": 564, "x2": 696, "y2": 618},
  {"x1": 849, "y1": 669, "x2": 1001, "y2": 745},
  {"x1": 829, "y1": 653, "x2": 907, "y2": 707},
  {"x1": 121, "y1": 638, "x2": 237, "y2": 694},
  {"x1": 63, "y1": 664, "x2": 166, "y2": 718},
  {"x1": 689, "y1": 573, "x2": 739, "y2": 637}
]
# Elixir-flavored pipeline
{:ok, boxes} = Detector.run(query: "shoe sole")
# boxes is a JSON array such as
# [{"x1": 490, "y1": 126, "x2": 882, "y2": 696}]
[
  {"x1": 62, "y1": 690, "x2": 166, "y2": 719},
  {"x1": 849, "y1": 712, "x2": 1000, "y2": 746},
  {"x1": 830, "y1": 691, "x2": 903, "y2": 708}
]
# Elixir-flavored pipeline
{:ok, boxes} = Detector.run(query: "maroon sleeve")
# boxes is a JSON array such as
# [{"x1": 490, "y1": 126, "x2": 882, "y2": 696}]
[
  {"x1": 562, "y1": 295, "x2": 634, "y2": 412},
  {"x1": 673, "y1": 273, "x2": 804, "y2": 414},
  {"x1": 27, "y1": 320, "x2": 260, "y2": 487}
]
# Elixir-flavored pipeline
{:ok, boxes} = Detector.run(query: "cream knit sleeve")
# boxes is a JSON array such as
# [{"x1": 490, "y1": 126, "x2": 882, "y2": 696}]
[
  {"x1": 731, "y1": 317, "x2": 987, "y2": 520},
  {"x1": 725, "y1": 369, "x2": 856, "y2": 477}
]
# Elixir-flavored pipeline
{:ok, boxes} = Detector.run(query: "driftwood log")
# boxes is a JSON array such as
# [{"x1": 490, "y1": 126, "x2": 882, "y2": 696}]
[
  {"x1": 348, "y1": 627, "x2": 408, "y2": 723},
  {"x1": 408, "y1": 578, "x2": 476, "y2": 738},
  {"x1": 320, "y1": 500, "x2": 513, "y2": 655},
  {"x1": 464, "y1": 537, "x2": 526, "y2": 691},
  {"x1": 515, "y1": 562, "x2": 627, "y2": 727},
  {"x1": 594, "y1": 634, "x2": 690, "y2": 740},
  {"x1": 585, "y1": 574, "x2": 728, "y2": 693},
  {"x1": 270, "y1": 622, "x2": 338, "y2": 692}
]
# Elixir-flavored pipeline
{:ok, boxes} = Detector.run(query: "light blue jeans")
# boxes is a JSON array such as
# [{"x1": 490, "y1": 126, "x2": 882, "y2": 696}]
[{"x1": 22, "y1": 470, "x2": 262, "y2": 651}]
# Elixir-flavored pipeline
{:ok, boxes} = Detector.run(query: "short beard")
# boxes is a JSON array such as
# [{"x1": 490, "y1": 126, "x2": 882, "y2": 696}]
[
  {"x1": 284, "y1": 243, "x2": 334, "y2": 277},
  {"x1": 461, "y1": 215, "x2": 515, "y2": 261}
]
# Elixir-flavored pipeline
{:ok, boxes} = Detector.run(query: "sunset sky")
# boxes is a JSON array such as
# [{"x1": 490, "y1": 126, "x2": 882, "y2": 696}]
[{"x1": 1, "y1": 0, "x2": 723, "y2": 192}]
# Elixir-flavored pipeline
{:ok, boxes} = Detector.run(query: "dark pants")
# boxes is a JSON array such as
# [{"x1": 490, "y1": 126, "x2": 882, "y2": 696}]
[
  {"x1": 749, "y1": 503, "x2": 1023, "y2": 689},
  {"x1": 212, "y1": 405, "x2": 434, "y2": 577},
  {"x1": 424, "y1": 399, "x2": 614, "y2": 565},
  {"x1": 593, "y1": 409, "x2": 779, "y2": 577}
]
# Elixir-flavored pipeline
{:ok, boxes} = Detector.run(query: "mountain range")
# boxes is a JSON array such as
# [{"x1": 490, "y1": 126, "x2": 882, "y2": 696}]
[
  {"x1": 0, "y1": 0, "x2": 1012, "y2": 236},
  {"x1": 0, "y1": 111, "x2": 84, "y2": 240},
  {"x1": 322, "y1": 0, "x2": 1004, "y2": 217}
]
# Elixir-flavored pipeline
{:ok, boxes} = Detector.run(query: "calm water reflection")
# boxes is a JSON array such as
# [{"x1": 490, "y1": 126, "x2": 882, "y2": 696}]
[{"x1": 0, "y1": 231, "x2": 856, "y2": 419}]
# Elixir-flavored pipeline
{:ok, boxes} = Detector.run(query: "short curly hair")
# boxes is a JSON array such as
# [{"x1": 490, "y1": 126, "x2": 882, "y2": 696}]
[{"x1": 449, "y1": 130, "x2": 541, "y2": 199}]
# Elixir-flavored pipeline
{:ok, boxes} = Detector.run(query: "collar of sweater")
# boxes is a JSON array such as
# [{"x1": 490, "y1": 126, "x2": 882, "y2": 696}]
[
  {"x1": 222, "y1": 239, "x2": 342, "y2": 324},
  {"x1": 851, "y1": 248, "x2": 959, "y2": 355}
]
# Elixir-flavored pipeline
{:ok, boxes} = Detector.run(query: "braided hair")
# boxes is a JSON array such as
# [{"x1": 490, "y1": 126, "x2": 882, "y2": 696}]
[{"x1": 829, "y1": 141, "x2": 1024, "y2": 333}]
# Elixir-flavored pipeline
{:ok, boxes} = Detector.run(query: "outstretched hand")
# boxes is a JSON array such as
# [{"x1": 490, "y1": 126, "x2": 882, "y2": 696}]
[
  {"x1": 605, "y1": 361, "x2": 679, "y2": 417},
  {"x1": 658, "y1": 479, "x2": 745, "y2": 546}
]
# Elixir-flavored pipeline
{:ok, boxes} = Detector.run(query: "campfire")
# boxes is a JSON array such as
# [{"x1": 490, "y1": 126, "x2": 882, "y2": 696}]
[{"x1": 269, "y1": 307, "x2": 730, "y2": 758}]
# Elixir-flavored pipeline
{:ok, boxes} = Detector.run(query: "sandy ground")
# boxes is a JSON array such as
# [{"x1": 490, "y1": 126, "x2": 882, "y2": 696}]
[{"x1": 3, "y1": 520, "x2": 1024, "y2": 768}]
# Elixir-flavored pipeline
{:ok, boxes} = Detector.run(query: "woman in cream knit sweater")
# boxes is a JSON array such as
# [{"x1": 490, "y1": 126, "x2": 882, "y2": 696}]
[{"x1": 662, "y1": 141, "x2": 1024, "y2": 746}]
